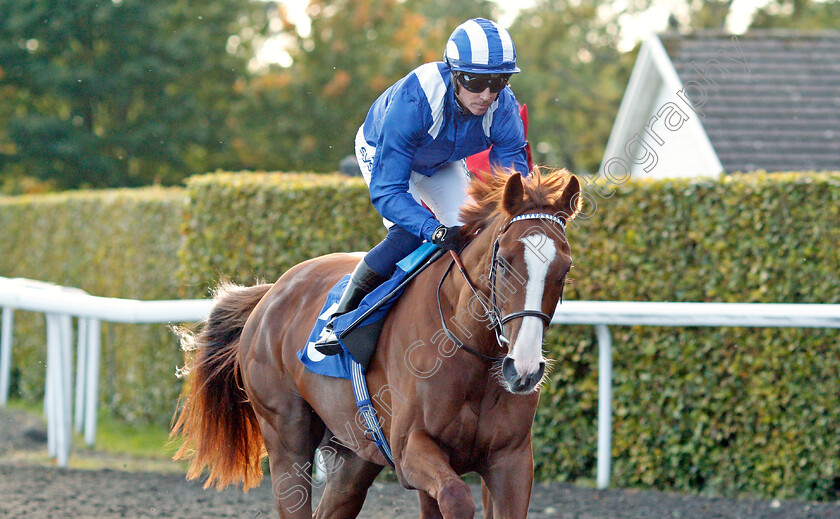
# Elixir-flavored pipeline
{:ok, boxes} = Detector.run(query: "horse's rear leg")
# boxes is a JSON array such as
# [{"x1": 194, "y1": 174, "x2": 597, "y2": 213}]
[
  {"x1": 399, "y1": 429, "x2": 475, "y2": 519},
  {"x1": 255, "y1": 395, "x2": 325, "y2": 519},
  {"x1": 313, "y1": 442, "x2": 383, "y2": 519},
  {"x1": 480, "y1": 480, "x2": 494, "y2": 519}
]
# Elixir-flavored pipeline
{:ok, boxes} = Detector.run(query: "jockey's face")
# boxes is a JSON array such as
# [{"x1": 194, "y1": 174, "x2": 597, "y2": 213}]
[{"x1": 454, "y1": 81, "x2": 499, "y2": 116}]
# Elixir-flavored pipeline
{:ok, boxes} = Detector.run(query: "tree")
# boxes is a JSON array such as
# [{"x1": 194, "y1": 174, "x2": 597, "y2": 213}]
[
  {"x1": 228, "y1": 0, "x2": 495, "y2": 173},
  {"x1": 507, "y1": 0, "x2": 635, "y2": 173},
  {"x1": 676, "y1": 0, "x2": 735, "y2": 30},
  {"x1": 662, "y1": 0, "x2": 840, "y2": 32},
  {"x1": 0, "y1": 0, "x2": 269, "y2": 189},
  {"x1": 749, "y1": 0, "x2": 840, "y2": 29}
]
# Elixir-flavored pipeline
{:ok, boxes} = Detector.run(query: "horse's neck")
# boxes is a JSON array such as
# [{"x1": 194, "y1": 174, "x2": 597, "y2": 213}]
[
  {"x1": 435, "y1": 219, "x2": 503, "y2": 348},
  {"x1": 457, "y1": 223, "x2": 499, "y2": 294}
]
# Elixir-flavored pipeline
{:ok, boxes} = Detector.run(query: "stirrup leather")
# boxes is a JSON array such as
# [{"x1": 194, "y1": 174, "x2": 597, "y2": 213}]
[{"x1": 314, "y1": 259, "x2": 387, "y2": 356}]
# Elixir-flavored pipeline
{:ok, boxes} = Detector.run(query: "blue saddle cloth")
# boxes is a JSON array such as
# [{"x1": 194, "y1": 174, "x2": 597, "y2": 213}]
[{"x1": 297, "y1": 243, "x2": 438, "y2": 379}]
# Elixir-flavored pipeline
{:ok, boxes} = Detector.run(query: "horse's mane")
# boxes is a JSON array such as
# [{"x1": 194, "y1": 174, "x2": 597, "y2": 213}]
[{"x1": 460, "y1": 166, "x2": 574, "y2": 237}]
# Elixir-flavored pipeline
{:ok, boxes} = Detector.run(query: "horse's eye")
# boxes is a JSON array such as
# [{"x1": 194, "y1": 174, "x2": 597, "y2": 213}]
[{"x1": 496, "y1": 255, "x2": 512, "y2": 275}]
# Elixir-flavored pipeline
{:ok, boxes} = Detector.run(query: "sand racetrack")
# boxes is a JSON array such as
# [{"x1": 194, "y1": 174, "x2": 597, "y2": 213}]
[{"x1": 2, "y1": 407, "x2": 838, "y2": 518}]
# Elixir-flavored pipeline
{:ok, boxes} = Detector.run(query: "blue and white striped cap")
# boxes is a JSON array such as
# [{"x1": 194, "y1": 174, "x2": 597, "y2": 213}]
[{"x1": 444, "y1": 18, "x2": 520, "y2": 74}]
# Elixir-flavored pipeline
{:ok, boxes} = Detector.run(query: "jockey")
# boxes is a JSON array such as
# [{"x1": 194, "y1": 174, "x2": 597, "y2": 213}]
[{"x1": 316, "y1": 18, "x2": 530, "y2": 355}]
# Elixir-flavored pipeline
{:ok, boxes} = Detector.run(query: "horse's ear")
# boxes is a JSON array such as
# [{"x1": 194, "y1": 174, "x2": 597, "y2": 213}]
[
  {"x1": 502, "y1": 173, "x2": 524, "y2": 214},
  {"x1": 555, "y1": 174, "x2": 582, "y2": 220}
]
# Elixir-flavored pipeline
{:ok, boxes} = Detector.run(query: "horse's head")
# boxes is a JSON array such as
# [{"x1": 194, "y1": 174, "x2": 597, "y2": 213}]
[{"x1": 462, "y1": 169, "x2": 581, "y2": 394}]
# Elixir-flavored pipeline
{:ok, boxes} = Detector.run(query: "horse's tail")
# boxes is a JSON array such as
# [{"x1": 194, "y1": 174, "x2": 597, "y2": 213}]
[{"x1": 170, "y1": 281, "x2": 273, "y2": 491}]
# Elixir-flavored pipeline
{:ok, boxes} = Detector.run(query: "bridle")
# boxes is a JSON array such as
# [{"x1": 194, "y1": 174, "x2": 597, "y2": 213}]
[{"x1": 436, "y1": 213, "x2": 567, "y2": 363}]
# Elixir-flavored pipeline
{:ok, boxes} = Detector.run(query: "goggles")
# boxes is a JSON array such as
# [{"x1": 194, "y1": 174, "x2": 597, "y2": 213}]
[{"x1": 455, "y1": 72, "x2": 511, "y2": 94}]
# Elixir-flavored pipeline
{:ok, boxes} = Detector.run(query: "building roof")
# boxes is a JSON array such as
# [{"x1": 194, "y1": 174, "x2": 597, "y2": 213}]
[{"x1": 660, "y1": 30, "x2": 840, "y2": 173}]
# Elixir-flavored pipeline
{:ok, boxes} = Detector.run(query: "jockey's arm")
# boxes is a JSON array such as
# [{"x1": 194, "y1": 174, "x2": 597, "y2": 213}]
[{"x1": 368, "y1": 96, "x2": 441, "y2": 242}]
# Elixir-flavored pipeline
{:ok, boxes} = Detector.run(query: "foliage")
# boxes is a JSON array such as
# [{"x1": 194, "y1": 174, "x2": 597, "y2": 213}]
[
  {"x1": 3, "y1": 0, "x2": 838, "y2": 189},
  {"x1": 179, "y1": 171, "x2": 386, "y2": 296},
  {"x1": 226, "y1": 0, "x2": 495, "y2": 172},
  {"x1": 533, "y1": 171, "x2": 840, "y2": 500},
  {"x1": 682, "y1": 0, "x2": 736, "y2": 29},
  {"x1": 507, "y1": 0, "x2": 635, "y2": 173},
  {"x1": 237, "y1": 0, "x2": 639, "y2": 175},
  {"x1": 0, "y1": 187, "x2": 186, "y2": 421},
  {"x1": 0, "y1": 0, "x2": 268, "y2": 188},
  {"x1": 2, "y1": 171, "x2": 839, "y2": 500},
  {"x1": 663, "y1": 0, "x2": 840, "y2": 31},
  {"x1": 0, "y1": 187, "x2": 185, "y2": 297},
  {"x1": 750, "y1": 0, "x2": 840, "y2": 29},
  {"x1": 0, "y1": 0, "x2": 649, "y2": 182},
  {"x1": 182, "y1": 170, "x2": 840, "y2": 500}
]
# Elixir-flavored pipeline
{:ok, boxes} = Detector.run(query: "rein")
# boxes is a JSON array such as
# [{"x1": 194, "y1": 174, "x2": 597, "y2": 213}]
[{"x1": 436, "y1": 213, "x2": 567, "y2": 363}]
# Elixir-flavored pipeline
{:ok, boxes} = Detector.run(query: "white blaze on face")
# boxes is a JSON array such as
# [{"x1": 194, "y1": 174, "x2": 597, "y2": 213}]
[{"x1": 510, "y1": 233, "x2": 555, "y2": 375}]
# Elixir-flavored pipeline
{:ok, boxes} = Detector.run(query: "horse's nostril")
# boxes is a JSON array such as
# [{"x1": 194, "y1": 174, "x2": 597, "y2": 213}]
[
  {"x1": 502, "y1": 357, "x2": 517, "y2": 382},
  {"x1": 527, "y1": 362, "x2": 546, "y2": 388}
]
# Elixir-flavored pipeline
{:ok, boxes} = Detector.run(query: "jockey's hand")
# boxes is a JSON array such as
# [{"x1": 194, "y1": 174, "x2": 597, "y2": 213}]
[{"x1": 431, "y1": 225, "x2": 463, "y2": 251}]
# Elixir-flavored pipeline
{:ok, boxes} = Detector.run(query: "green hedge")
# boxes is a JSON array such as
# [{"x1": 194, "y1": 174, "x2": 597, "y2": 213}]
[
  {"x1": 0, "y1": 187, "x2": 186, "y2": 422},
  {"x1": 179, "y1": 172, "x2": 385, "y2": 297},
  {"x1": 2, "y1": 171, "x2": 838, "y2": 500},
  {"x1": 532, "y1": 172, "x2": 840, "y2": 500}
]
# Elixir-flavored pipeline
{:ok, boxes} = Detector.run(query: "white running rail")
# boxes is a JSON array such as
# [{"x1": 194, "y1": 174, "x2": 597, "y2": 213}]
[
  {"x1": 551, "y1": 300, "x2": 840, "y2": 489},
  {"x1": 2, "y1": 277, "x2": 839, "y2": 485},
  {"x1": 0, "y1": 277, "x2": 212, "y2": 467}
]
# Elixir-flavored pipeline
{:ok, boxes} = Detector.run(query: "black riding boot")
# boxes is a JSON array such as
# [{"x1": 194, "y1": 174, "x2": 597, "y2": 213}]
[{"x1": 314, "y1": 259, "x2": 388, "y2": 355}]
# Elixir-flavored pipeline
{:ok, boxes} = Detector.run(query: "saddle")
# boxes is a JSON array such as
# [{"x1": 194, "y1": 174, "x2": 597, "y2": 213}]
[{"x1": 297, "y1": 243, "x2": 442, "y2": 378}]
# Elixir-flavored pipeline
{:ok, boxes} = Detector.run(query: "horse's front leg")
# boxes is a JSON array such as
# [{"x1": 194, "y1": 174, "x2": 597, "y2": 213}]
[
  {"x1": 417, "y1": 490, "x2": 444, "y2": 519},
  {"x1": 398, "y1": 429, "x2": 475, "y2": 519},
  {"x1": 478, "y1": 445, "x2": 534, "y2": 519}
]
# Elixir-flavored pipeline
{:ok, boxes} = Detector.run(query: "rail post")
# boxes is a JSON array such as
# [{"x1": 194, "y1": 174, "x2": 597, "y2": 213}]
[
  {"x1": 74, "y1": 317, "x2": 88, "y2": 433},
  {"x1": 0, "y1": 307, "x2": 13, "y2": 405},
  {"x1": 595, "y1": 324, "x2": 613, "y2": 489},
  {"x1": 46, "y1": 313, "x2": 72, "y2": 467},
  {"x1": 84, "y1": 318, "x2": 102, "y2": 446}
]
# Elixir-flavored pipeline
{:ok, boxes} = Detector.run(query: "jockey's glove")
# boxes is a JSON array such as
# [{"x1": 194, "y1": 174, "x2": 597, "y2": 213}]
[{"x1": 431, "y1": 225, "x2": 463, "y2": 251}]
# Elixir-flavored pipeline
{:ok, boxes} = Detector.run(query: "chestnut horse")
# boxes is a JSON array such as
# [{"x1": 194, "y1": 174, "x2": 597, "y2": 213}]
[{"x1": 171, "y1": 169, "x2": 581, "y2": 518}]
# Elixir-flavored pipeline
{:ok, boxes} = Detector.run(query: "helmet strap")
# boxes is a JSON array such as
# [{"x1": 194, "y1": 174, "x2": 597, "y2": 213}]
[
  {"x1": 452, "y1": 81, "x2": 469, "y2": 115},
  {"x1": 449, "y1": 70, "x2": 469, "y2": 115}
]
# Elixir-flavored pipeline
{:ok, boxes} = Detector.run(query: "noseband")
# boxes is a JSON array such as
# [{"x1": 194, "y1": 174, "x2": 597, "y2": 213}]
[{"x1": 436, "y1": 213, "x2": 567, "y2": 363}]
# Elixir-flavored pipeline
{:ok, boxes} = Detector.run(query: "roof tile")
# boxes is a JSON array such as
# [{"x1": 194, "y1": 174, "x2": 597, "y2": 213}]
[{"x1": 660, "y1": 30, "x2": 840, "y2": 172}]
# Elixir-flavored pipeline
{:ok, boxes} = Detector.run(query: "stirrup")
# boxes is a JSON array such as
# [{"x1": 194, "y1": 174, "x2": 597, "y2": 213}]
[{"x1": 314, "y1": 323, "x2": 343, "y2": 355}]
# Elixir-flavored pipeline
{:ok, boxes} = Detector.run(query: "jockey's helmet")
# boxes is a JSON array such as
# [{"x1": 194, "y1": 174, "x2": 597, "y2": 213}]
[{"x1": 444, "y1": 18, "x2": 520, "y2": 75}]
